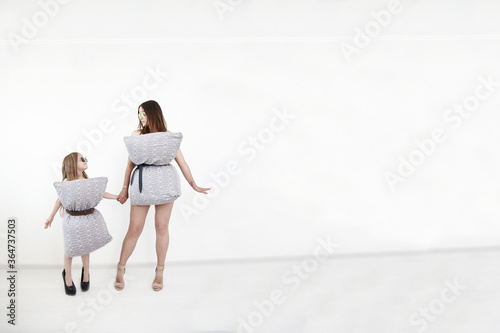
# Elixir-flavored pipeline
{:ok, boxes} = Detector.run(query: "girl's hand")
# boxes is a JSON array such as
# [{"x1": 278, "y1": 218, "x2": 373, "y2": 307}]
[
  {"x1": 44, "y1": 216, "x2": 53, "y2": 229},
  {"x1": 117, "y1": 188, "x2": 128, "y2": 204},
  {"x1": 191, "y1": 183, "x2": 210, "y2": 194}
]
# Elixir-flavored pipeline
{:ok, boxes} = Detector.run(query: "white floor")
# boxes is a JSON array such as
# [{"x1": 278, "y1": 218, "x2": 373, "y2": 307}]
[{"x1": 1, "y1": 249, "x2": 498, "y2": 333}]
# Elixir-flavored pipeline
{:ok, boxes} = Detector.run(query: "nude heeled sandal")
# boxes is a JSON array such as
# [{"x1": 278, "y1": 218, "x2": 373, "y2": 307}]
[
  {"x1": 152, "y1": 265, "x2": 165, "y2": 291},
  {"x1": 114, "y1": 263, "x2": 126, "y2": 291}
]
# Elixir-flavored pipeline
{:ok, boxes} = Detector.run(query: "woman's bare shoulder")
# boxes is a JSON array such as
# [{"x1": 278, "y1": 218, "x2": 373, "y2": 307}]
[
  {"x1": 63, "y1": 178, "x2": 68, "y2": 182},
  {"x1": 131, "y1": 130, "x2": 141, "y2": 136}
]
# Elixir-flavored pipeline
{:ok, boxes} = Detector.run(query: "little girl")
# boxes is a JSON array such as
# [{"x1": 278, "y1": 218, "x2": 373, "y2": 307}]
[{"x1": 45, "y1": 152, "x2": 119, "y2": 296}]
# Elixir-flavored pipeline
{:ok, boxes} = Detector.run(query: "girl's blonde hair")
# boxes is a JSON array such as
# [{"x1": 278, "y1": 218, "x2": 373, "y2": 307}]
[{"x1": 58, "y1": 152, "x2": 88, "y2": 215}]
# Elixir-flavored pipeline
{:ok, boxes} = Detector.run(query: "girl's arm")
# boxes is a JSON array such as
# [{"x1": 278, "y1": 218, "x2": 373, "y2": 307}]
[
  {"x1": 103, "y1": 192, "x2": 118, "y2": 200},
  {"x1": 44, "y1": 197, "x2": 62, "y2": 229},
  {"x1": 174, "y1": 149, "x2": 210, "y2": 194}
]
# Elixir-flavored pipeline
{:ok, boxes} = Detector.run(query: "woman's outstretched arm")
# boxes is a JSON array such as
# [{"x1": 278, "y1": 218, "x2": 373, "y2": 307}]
[{"x1": 174, "y1": 149, "x2": 210, "y2": 194}]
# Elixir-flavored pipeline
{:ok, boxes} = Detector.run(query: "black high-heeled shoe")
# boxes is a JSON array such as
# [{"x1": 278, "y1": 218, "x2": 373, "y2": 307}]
[
  {"x1": 62, "y1": 269, "x2": 76, "y2": 296},
  {"x1": 81, "y1": 267, "x2": 90, "y2": 292}
]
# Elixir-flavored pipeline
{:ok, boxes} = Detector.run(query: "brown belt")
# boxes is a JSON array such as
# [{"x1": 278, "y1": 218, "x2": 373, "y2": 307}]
[{"x1": 66, "y1": 208, "x2": 95, "y2": 216}]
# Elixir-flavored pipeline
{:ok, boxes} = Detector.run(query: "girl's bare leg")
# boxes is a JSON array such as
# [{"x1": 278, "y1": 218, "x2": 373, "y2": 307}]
[
  {"x1": 81, "y1": 254, "x2": 89, "y2": 282},
  {"x1": 64, "y1": 253, "x2": 73, "y2": 286}
]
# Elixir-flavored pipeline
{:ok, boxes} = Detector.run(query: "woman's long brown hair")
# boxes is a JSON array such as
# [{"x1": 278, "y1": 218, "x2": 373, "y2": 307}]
[
  {"x1": 137, "y1": 100, "x2": 168, "y2": 134},
  {"x1": 58, "y1": 152, "x2": 88, "y2": 215}
]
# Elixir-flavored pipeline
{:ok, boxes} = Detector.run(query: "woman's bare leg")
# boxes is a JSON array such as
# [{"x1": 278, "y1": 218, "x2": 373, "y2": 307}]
[
  {"x1": 64, "y1": 253, "x2": 73, "y2": 286},
  {"x1": 81, "y1": 254, "x2": 89, "y2": 282},
  {"x1": 115, "y1": 205, "x2": 150, "y2": 286},
  {"x1": 153, "y1": 201, "x2": 174, "y2": 286}
]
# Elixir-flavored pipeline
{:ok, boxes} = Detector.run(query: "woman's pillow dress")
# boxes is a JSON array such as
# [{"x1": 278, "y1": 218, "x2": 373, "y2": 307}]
[{"x1": 123, "y1": 132, "x2": 183, "y2": 205}]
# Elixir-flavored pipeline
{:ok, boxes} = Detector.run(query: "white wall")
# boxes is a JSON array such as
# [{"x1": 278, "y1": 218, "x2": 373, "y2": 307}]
[{"x1": 1, "y1": 0, "x2": 499, "y2": 266}]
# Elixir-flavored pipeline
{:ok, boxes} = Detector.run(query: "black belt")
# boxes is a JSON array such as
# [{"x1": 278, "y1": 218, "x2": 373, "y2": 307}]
[
  {"x1": 66, "y1": 208, "x2": 95, "y2": 216},
  {"x1": 130, "y1": 164, "x2": 155, "y2": 193}
]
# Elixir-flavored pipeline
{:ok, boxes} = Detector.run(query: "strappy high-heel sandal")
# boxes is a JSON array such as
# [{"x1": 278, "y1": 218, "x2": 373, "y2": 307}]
[
  {"x1": 152, "y1": 265, "x2": 165, "y2": 292},
  {"x1": 114, "y1": 263, "x2": 126, "y2": 291}
]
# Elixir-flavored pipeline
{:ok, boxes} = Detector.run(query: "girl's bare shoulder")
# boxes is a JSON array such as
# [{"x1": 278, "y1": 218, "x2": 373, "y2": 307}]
[
  {"x1": 63, "y1": 178, "x2": 68, "y2": 182},
  {"x1": 131, "y1": 130, "x2": 141, "y2": 136}
]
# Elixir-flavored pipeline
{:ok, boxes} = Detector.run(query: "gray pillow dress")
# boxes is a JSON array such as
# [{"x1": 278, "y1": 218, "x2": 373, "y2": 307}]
[
  {"x1": 53, "y1": 177, "x2": 113, "y2": 257},
  {"x1": 123, "y1": 131, "x2": 183, "y2": 205}
]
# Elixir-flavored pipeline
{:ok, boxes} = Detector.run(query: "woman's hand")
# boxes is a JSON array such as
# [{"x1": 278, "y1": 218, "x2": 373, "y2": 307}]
[
  {"x1": 117, "y1": 187, "x2": 129, "y2": 204},
  {"x1": 191, "y1": 182, "x2": 210, "y2": 194},
  {"x1": 44, "y1": 216, "x2": 54, "y2": 229}
]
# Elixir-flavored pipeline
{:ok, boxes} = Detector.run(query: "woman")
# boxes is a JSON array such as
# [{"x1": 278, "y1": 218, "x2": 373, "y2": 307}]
[{"x1": 115, "y1": 100, "x2": 210, "y2": 291}]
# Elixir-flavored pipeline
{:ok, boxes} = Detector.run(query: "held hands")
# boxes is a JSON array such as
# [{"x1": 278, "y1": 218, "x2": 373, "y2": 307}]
[
  {"x1": 44, "y1": 216, "x2": 53, "y2": 229},
  {"x1": 117, "y1": 187, "x2": 128, "y2": 204},
  {"x1": 104, "y1": 191, "x2": 121, "y2": 202}
]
